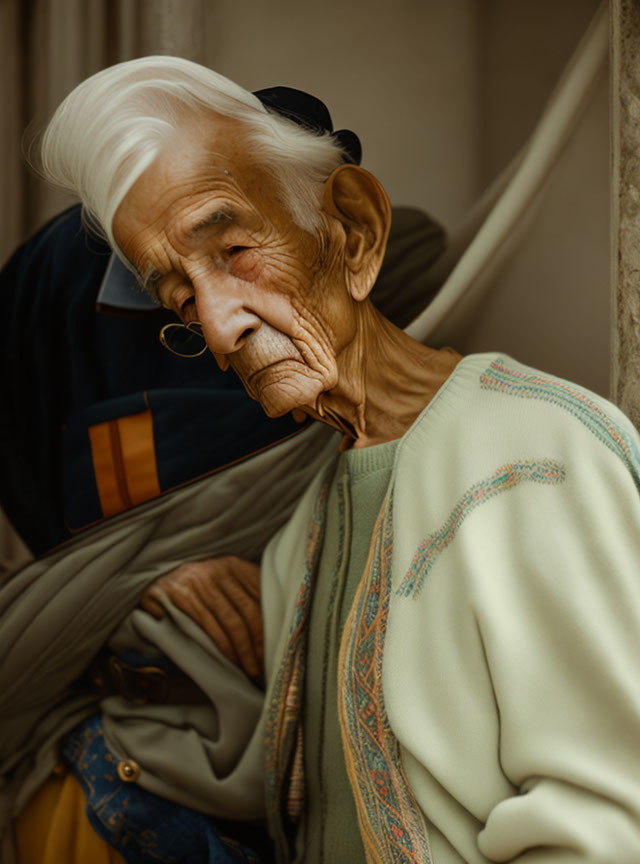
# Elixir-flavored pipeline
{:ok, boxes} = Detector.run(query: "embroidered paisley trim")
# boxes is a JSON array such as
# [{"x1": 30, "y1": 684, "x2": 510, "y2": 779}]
[
  {"x1": 397, "y1": 459, "x2": 566, "y2": 599},
  {"x1": 338, "y1": 495, "x2": 433, "y2": 864}
]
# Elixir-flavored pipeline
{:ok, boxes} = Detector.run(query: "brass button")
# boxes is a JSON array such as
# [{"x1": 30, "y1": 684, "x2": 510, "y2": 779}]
[{"x1": 117, "y1": 759, "x2": 140, "y2": 782}]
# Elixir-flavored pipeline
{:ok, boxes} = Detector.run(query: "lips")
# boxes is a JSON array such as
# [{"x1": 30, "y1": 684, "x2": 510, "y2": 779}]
[{"x1": 246, "y1": 357, "x2": 302, "y2": 384}]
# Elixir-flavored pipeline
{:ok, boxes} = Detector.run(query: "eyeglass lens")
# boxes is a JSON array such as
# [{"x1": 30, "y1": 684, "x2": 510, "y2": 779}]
[{"x1": 159, "y1": 322, "x2": 207, "y2": 357}]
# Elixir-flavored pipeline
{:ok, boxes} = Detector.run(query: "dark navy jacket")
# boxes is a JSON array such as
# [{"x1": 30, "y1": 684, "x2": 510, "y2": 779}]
[{"x1": 0, "y1": 206, "x2": 303, "y2": 555}]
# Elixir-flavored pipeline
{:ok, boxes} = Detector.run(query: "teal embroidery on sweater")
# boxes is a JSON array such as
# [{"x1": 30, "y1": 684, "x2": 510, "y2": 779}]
[
  {"x1": 480, "y1": 357, "x2": 640, "y2": 484},
  {"x1": 397, "y1": 459, "x2": 566, "y2": 598},
  {"x1": 339, "y1": 498, "x2": 434, "y2": 863}
]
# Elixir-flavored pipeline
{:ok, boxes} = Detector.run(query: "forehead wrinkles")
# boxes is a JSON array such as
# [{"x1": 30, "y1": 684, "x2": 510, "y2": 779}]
[
  {"x1": 167, "y1": 185, "x2": 263, "y2": 248},
  {"x1": 117, "y1": 126, "x2": 315, "y2": 279},
  {"x1": 120, "y1": 187, "x2": 240, "y2": 277}
]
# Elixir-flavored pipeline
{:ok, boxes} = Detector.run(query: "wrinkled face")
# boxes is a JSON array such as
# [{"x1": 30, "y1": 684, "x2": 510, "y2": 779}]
[{"x1": 113, "y1": 112, "x2": 357, "y2": 417}]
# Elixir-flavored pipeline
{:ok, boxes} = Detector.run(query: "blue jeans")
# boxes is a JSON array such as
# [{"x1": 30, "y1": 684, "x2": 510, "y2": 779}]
[{"x1": 61, "y1": 714, "x2": 267, "y2": 864}]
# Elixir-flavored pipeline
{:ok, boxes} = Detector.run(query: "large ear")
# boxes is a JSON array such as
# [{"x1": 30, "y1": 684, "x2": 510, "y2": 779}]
[{"x1": 321, "y1": 164, "x2": 391, "y2": 301}]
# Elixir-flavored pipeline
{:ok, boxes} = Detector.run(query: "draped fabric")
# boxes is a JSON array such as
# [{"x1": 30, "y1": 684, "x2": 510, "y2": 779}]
[{"x1": 0, "y1": 424, "x2": 338, "y2": 862}]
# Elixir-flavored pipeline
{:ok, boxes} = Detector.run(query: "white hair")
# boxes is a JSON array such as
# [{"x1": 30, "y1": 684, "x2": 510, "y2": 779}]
[{"x1": 40, "y1": 56, "x2": 346, "y2": 268}]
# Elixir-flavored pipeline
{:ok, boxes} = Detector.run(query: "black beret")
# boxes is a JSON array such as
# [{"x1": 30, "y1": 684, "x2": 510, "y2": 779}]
[{"x1": 253, "y1": 86, "x2": 362, "y2": 165}]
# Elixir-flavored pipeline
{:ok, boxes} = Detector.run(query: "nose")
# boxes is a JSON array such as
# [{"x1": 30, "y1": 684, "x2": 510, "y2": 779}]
[{"x1": 195, "y1": 276, "x2": 262, "y2": 355}]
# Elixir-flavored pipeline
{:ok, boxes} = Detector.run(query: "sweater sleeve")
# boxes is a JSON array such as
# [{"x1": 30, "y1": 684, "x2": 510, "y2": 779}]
[
  {"x1": 385, "y1": 377, "x2": 640, "y2": 864},
  {"x1": 473, "y1": 437, "x2": 640, "y2": 863}
]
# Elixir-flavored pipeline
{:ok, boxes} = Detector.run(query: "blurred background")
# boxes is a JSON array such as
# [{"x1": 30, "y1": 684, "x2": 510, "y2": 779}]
[{"x1": 1, "y1": 0, "x2": 607, "y2": 392}]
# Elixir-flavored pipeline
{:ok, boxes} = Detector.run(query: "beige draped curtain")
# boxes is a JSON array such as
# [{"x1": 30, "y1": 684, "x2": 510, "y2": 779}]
[{"x1": 0, "y1": 0, "x2": 208, "y2": 268}]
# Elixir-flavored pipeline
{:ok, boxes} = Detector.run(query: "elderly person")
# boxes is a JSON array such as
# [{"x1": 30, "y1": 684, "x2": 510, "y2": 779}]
[
  {"x1": 2, "y1": 59, "x2": 450, "y2": 864},
  {"x1": 12, "y1": 56, "x2": 640, "y2": 864}
]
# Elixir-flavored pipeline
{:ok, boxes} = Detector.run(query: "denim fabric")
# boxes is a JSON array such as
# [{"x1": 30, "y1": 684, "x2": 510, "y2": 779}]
[{"x1": 61, "y1": 714, "x2": 264, "y2": 864}]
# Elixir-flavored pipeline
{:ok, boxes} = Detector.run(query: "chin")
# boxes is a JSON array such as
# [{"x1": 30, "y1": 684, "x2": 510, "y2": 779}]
[
  {"x1": 254, "y1": 377, "x2": 323, "y2": 419},
  {"x1": 260, "y1": 402, "x2": 290, "y2": 419}
]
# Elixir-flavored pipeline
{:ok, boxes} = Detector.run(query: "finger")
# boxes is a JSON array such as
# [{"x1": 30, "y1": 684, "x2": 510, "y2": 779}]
[
  {"x1": 139, "y1": 594, "x2": 167, "y2": 619},
  {"x1": 201, "y1": 583, "x2": 261, "y2": 678},
  {"x1": 224, "y1": 557, "x2": 261, "y2": 602},
  {"x1": 217, "y1": 576, "x2": 264, "y2": 666},
  {"x1": 170, "y1": 584, "x2": 241, "y2": 668}
]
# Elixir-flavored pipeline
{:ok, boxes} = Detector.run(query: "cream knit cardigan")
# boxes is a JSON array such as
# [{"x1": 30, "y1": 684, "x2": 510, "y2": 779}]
[{"x1": 262, "y1": 353, "x2": 640, "y2": 864}]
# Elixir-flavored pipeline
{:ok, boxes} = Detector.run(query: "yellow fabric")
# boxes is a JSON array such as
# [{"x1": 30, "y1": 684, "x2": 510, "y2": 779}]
[
  {"x1": 89, "y1": 419, "x2": 130, "y2": 516},
  {"x1": 118, "y1": 409, "x2": 161, "y2": 506},
  {"x1": 14, "y1": 772, "x2": 125, "y2": 864},
  {"x1": 88, "y1": 409, "x2": 161, "y2": 519}
]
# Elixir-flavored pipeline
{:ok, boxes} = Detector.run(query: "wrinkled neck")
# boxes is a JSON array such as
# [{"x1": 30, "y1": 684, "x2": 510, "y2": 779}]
[{"x1": 310, "y1": 300, "x2": 461, "y2": 449}]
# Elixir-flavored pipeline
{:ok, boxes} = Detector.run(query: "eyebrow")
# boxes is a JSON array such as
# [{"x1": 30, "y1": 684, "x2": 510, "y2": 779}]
[
  {"x1": 141, "y1": 266, "x2": 162, "y2": 303},
  {"x1": 189, "y1": 206, "x2": 236, "y2": 238}
]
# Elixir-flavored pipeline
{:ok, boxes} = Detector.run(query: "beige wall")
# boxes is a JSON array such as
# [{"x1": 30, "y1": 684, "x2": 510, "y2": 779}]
[
  {"x1": 206, "y1": 0, "x2": 481, "y2": 229},
  {"x1": 450, "y1": 0, "x2": 609, "y2": 395},
  {"x1": 477, "y1": 0, "x2": 603, "y2": 186},
  {"x1": 434, "y1": 71, "x2": 609, "y2": 395}
]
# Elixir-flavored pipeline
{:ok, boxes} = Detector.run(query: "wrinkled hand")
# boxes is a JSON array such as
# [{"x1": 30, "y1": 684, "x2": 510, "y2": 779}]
[{"x1": 139, "y1": 556, "x2": 263, "y2": 679}]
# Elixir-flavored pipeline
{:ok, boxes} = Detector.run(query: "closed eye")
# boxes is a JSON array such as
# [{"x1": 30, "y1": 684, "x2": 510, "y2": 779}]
[{"x1": 228, "y1": 246, "x2": 247, "y2": 256}]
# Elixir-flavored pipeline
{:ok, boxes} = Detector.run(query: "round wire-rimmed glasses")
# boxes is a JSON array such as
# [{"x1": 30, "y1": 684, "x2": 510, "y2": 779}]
[{"x1": 159, "y1": 321, "x2": 207, "y2": 358}]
